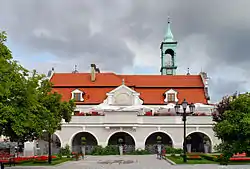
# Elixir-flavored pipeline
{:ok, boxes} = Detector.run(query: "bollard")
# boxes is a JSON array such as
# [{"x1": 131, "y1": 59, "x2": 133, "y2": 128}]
[{"x1": 0, "y1": 162, "x2": 4, "y2": 169}]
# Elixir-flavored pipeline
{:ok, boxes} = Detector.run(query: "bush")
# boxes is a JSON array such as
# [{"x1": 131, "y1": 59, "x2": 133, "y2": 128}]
[
  {"x1": 91, "y1": 145, "x2": 119, "y2": 155},
  {"x1": 59, "y1": 144, "x2": 71, "y2": 157},
  {"x1": 164, "y1": 146, "x2": 182, "y2": 154},
  {"x1": 126, "y1": 149, "x2": 151, "y2": 155}
]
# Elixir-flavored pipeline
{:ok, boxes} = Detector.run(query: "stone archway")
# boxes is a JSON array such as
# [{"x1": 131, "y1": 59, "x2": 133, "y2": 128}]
[
  {"x1": 107, "y1": 132, "x2": 135, "y2": 152},
  {"x1": 144, "y1": 132, "x2": 173, "y2": 153},
  {"x1": 186, "y1": 132, "x2": 212, "y2": 153},
  {"x1": 71, "y1": 132, "x2": 98, "y2": 154},
  {"x1": 37, "y1": 133, "x2": 61, "y2": 155}
]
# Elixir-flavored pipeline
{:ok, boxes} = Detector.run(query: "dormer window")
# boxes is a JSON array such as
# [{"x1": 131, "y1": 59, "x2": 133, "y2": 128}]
[
  {"x1": 167, "y1": 93, "x2": 175, "y2": 102},
  {"x1": 71, "y1": 89, "x2": 84, "y2": 102},
  {"x1": 164, "y1": 89, "x2": 178, "y2": 103}
]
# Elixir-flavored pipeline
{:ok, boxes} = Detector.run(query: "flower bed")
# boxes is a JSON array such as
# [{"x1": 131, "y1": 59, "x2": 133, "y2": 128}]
[
  {"x1": 187, "y1": 155, "x2": 202, "y2": 160},
  {"x1": 14, "y1": 155, "x2": 57, "y2": 164},
  {"x1": 230, "y1": 157, "x2": 250, "y2": 161}
]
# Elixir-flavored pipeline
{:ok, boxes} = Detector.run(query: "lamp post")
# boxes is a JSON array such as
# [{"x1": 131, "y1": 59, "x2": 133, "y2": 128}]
[{"x1": 174, "y1": 99, "x2": 195, "y2": 163}]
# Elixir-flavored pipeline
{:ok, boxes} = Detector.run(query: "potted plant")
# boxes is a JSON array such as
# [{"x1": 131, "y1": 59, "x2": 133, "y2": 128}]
[
  {"x1": 203, "y1": 136, "x2": 210, "y2": 153},
  {"x1": 118, "y1": 138, "x2": 124, "y2": 155},
  {"x1": 186, "y1": 136, "x2": 192, "y2": 153},
  {"x1": 81, "y1": 137, "x2": 86, "y2": 159}
]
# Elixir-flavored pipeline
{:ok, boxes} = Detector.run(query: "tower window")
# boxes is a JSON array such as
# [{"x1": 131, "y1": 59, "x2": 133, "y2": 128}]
[{"x1": 167, "y1": 93, "x2": 175, "y2": 102}]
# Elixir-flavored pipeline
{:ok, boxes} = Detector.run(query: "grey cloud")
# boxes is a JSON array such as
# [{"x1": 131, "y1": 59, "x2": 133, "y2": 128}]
[
  {"x1": 0, "y1": 0, "x2": 135, "y2": 73},
  {"x1": 1, "y1": 0, "x2": 250, "y2": 102}
]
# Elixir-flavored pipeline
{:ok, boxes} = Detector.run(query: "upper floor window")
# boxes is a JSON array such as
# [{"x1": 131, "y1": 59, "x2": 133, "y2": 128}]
[
  {"x1": 71, "y1": 89, "x2": 84, "y2": 102},
  {"x1": 164, "y1": 89, "x2": 178, "y2": 103},
  {"x1": 73, "y1": 93, "x2": 81, "y2": 101},
  {"x1": 167, "y1": 93, "x2": 175, "y2": 102}
]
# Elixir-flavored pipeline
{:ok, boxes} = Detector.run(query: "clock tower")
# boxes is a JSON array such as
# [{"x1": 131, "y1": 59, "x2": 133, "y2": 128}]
[{"x1": 160, "y1": 18, "x2": 178, "y2": 75}]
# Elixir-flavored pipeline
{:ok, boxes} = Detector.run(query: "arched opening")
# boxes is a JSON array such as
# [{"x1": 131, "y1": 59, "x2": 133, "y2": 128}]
[
  {"x1": 145, "y1": 132, "x2": 173, "y2": 153},
  {"x1": 186, "y1": 132, "x2": 212, "y2": 153},
  {"x1": 71, "y1": 132, "x2": 98, "y2": 154},
  {"x1": 107, "y1": 132, "x2": 135, "y2": 153},
  {"x1": 165, "y1": 49, "x2": 174, "y2": 56},
  {"x1": 37, "y1": 132, "x2": 61, "y2": 155},
  {"x1": 164, "y1": 49, "x2": 174, "y2": 75}
]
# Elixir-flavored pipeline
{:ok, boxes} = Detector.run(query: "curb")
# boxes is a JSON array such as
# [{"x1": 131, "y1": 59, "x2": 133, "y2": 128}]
[{"x1": 163, "y1": 156, "x2": 176, "y2": 165}]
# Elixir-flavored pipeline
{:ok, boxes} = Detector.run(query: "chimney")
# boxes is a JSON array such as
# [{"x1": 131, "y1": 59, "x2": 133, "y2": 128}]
[{"x1": 90, "y1": 64, "x2": 96, "y2": 82}]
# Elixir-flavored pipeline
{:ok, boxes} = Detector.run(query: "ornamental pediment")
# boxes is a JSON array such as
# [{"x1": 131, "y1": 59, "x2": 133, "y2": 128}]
[{"x1": 104, "y1": 84, "x2": 143, "y2": 106}]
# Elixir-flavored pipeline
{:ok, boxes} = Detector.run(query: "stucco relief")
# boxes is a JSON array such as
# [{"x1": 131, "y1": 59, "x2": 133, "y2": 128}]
[
  {"x1": 113, "y1": 93, "x2": 133, "y2": 106},
  {"x1": 104, "y1": 84, "x2": 143, "y2": 106}
]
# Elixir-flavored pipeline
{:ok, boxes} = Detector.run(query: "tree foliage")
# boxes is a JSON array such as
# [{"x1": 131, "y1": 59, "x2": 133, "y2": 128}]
[
  {"x1": 213, "y1": 92, "x2": 250, "y2": 162},
  {"x1": 0, "y1": 31, "x2": 75, "y2": 143}
]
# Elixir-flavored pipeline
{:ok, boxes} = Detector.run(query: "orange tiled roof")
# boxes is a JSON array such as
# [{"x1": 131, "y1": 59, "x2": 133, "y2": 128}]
[{"x1": 50, "y1": 72, "x2": 207, "y2": 104}]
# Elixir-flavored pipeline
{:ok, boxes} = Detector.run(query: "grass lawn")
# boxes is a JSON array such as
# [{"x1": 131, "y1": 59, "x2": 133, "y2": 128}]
[
  {"x1": 167, "y1": 156, "x2": 218, "y2": 164},
  {"x1": 16, "y1": 157, "x2": 72, "y2": 166}
]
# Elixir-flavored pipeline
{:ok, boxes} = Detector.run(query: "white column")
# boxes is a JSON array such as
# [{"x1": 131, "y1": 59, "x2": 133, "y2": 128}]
[
  {"x1": 136, "y1": 142, "x2": 145, "y2": 150},
  {"x1": 173, "y1": 142, "x2": 182, "y2": 149}
]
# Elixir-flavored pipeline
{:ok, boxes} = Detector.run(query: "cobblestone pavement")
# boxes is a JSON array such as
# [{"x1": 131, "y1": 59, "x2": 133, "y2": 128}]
[{"x1": 7, "y1": 155, "x2": 250, "y2": 169}]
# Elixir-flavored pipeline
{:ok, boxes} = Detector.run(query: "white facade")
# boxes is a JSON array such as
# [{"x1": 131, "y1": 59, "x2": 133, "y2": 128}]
[{"x1": 52, "y1": 84, "x2": 219, "y2": 153}]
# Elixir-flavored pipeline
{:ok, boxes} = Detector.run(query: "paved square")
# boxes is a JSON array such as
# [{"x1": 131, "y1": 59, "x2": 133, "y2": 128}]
[{"x1": 8, "y1": 155, "x2": 250, "y2": 169}]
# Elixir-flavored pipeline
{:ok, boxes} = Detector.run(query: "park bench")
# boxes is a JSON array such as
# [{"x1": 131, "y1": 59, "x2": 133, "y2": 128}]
[{"x1": 0, "y1": 153, "x2": 15, "y2": 169}]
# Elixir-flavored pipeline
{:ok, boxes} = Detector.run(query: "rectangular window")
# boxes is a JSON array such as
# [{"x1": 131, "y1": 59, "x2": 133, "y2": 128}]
[
  {"x1": 73, "y1": 93, "x2": 81, "y2": 101},
  {"x1": 167, "y1": 93, "x2": 175, "y2": 102}
]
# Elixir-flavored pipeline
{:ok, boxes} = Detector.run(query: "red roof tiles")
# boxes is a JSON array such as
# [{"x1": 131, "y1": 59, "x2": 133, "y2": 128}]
[{"x1": 50, "y1": 72, "x2": 208, "y2": 104}]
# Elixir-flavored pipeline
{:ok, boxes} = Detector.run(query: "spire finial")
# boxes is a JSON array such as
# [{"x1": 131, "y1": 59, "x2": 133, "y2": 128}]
[
  {"x1": 164, "y1": 16, "x2": 174, "y2": 42},
  {"x1": 187, "y1": 68, "x2": 190, "y2": 75},
  {"x1": 122, "y1": 78, "x2": 125, "y2": 85}
]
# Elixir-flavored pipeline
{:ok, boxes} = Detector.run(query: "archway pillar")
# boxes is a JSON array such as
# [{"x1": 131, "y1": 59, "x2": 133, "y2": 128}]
[
  {"x1": 98, "y1": 141, "x2": 107, "y2": 148},
  {"x1": 173, "y1": 142, "x2": 183, "y2": 149},
  {"x1": 136, "y1": 141, "x2": 145, "y2": 150}
]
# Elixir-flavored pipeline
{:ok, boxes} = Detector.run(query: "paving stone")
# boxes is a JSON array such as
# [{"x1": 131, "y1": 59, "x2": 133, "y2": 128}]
[{"x1": 7, "y1": 155, "x2": 250, "y2": 169}]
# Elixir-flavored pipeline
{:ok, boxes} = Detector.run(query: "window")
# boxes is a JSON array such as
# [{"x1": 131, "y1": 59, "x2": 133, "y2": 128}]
[
  {"x1": 164, "y1": 89, "x2": 178, "y2": 103},
  {"x1": 73, "y1": 93, "x2": 81, "y2": 101},
  {"x1": 167, "y1": 93, "x2": 175, "y2": 102},
  {"x1": 71, "y1": 89, "x2": 84, "y2": 101}
]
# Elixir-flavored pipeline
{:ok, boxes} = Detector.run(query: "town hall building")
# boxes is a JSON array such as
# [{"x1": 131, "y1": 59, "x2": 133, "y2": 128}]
[{"x1": 44, "y1": 20, "x2": 218, "y2": 155}]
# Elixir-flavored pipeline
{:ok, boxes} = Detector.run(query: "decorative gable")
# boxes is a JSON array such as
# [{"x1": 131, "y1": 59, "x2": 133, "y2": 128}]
[
  {"x1": 164, "y1": 89, "x2": 178, "y2": 103},
  {"x1": 71, "y1": 89, "x2": 84, "y2": 102},
  {"x1": 104, "y1": 84, "x2": 143, "y2": 106}
]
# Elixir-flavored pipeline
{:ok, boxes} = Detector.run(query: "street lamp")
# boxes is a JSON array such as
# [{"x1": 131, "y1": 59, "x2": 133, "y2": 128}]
[{"x1": 174, "y1": 99, "x2": 195, "y2": 163}]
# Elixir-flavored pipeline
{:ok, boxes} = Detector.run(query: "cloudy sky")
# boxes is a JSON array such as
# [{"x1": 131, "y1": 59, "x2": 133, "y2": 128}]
[{"x1": 0, "y1": 0, "x2": 250, "y2": 103}]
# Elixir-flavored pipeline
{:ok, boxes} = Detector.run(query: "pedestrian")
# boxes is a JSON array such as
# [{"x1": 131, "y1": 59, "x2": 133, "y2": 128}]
[{"x1": 157, "y1": 144, "x2": 162, "y2": 159}]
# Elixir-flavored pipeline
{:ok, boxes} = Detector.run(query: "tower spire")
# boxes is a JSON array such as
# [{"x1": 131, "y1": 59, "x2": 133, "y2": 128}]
[
  {"x1": 164, "y1": 16, "x2": 174, "y2": 42},
  {"x1": 160, "y1": 17, "x2": 178, "y2": 75}
]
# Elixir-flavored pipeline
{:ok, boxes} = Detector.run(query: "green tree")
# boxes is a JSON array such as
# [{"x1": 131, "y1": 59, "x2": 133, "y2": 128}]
[
  {"x1": 0, "y1": 32, "x2": 75, "y2": 164},
  {"x1": 0, "y1": 31, "x2": 43, "y2": 142},
  {"x1": 37, "y1": 79, "x2": 75, "y2": 163},
  {"x1": 213, "y1": 93, "x2": 250, "y2": 163}
]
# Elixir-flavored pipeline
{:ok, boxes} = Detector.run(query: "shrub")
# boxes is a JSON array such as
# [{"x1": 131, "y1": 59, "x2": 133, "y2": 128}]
[
  {"x1": 91, "y1": 145, "x2": 119, "y2": 155},
  {"x1": 126, "y1": 149, "x2": 150, "y2": 155},
  {"x1": 59, "y1": 144, "x2": 71, "y2": 157},
  {"x1": 164, "y1": 146, "x2": 182, "y2": 154}
]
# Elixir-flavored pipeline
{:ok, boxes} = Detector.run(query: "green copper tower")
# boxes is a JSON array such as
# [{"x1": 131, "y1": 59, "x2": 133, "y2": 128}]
[{"x1": 160, "y1": 17, "x2": 178, "y2": 75}]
